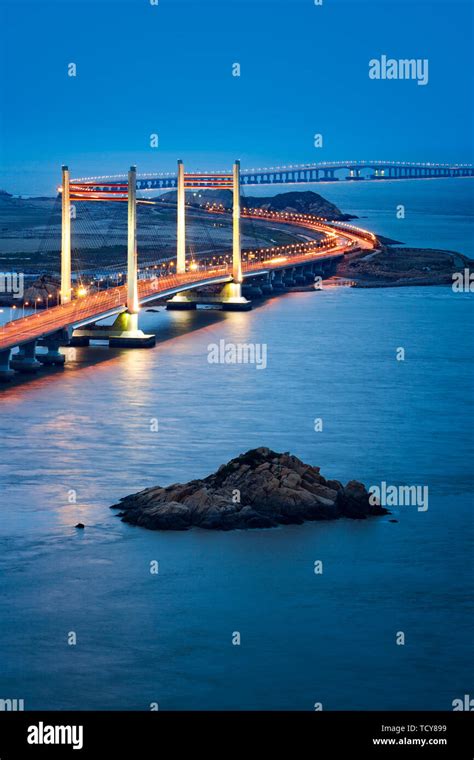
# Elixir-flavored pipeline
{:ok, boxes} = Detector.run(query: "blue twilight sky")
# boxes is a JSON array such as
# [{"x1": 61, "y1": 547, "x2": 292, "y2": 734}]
[{"x1": 0, "y1": 0, "x2": 473, "y2": 195}]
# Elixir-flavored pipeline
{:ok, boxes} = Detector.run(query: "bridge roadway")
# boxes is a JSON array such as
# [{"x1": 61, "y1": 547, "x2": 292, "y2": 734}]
[
  {"x1": 73, "y1": 161, "x2": 474, "y2": 194},
  {"x1": 0, "y1": 214, "x2": 375, "y2": 353}
]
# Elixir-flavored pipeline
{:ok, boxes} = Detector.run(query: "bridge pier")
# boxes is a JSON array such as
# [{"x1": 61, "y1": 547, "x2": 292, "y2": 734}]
[
  {"x1": 242, "y1": 282, "x2": 264, "y2": 298},
  {"x1": 271, "y1": 269, "x2": 287, "y2": 291},
  {"x1": 260, "y1": 275, "x2": 274, "y2": 295},
  {"x1": 37, "y1": 330, "x2": 68, "y2": 365},
  {"x1": 108, "y1": 311, "x2": 156, "y2": 348},
  {"x1": 166, "y1": 284, "x2": 252, "y2": 311},
  {"x1": 220, "y1": 282, "x2": 252, "y2": 311},
  {"x1": 166, "y1": 291, "x2": 198, "y2": 310},
  {"x1": 10, "y1": 340, "x2": 41, "y2": 373},
  {"x1": 282, "y1": 267, "x2": 297, "y2": 286},
  {"x1": 293, "y1": 266, "x2": 306, "y2": 285},
  {"x1": 302, "y1": 263, "x2": 317, "y2": 283},
  {"x1": 347, "y1": 167, "x2": 363, "y2": 180},
  {"x1": 0, "y1": 349, "x2": 14, "y2": 381}
]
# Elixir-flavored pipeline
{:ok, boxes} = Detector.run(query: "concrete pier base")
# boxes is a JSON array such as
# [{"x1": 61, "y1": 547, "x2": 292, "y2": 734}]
[
  {"x1": 0, "y1": 349, "x2": 14, "y2": 381},
  {"x1": 37, "y1": 347, "x2": 66, "y2": 366},
  {"x1": 72, "y1": 312, "x2": 155, "y2": 348},
  {"x1": 107, "y1": 312, "x2": 156, "y2": 348},
  {"x1": 37, "y1": 331, "x2": 68, "y2": 366},
  {"x1": 10, "y1": 341, "x2": 41, "y2": 373},
  {"x1": 166, "y1": 293, "x2": 197, "y2": 310},
  {"x1": 166, "y1": 284, "x2": 252, "y2": 311},
  {"x1": 220, "y1": 282, "x2": 252, "y2": 312}
]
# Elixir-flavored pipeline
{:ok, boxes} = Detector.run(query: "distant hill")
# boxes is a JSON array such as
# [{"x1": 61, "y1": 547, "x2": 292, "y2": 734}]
[
  {"x1": 156, "y1": 189, "x2": 356, "y2": 220},
  {"x1": 242, "y1": 191, "x2": 356, "y2": 220}
]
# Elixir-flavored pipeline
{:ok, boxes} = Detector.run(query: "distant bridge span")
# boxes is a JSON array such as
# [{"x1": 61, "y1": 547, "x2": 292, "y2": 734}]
[{"x1": 72, "y1": 160, "x2": 474, "y2": 193}]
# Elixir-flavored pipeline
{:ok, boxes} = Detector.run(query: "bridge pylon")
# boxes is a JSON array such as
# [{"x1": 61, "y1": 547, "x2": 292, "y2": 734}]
[
  {"x1": 219, "y1": 159, "x2": 251, "y2": 311},
  {"x1": 127, "y1": 165, "x2": 139, "y2": 316},
  {"x1": 232, "y1": 159, "x2": 242, "y2": 284},
  {"x1": 177, "y1": 159, "x2": 186, "y2": 274},
  {"x1": 60, "y1": 165, "x2": 72, "y2": 305},
  {"x1": 107, "y1": 165, "x2": 155, "y2": 347}
]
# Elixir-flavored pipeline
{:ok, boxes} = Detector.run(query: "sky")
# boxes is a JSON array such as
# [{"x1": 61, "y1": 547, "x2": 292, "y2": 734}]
[{"x1": 0, "y1": 0, "x2": 473, "y2": 195}]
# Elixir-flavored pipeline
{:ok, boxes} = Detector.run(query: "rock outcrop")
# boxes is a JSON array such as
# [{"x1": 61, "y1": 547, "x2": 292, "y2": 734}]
[{"x1": 111, "y1": 448, "x2": 387, "y2": 531}]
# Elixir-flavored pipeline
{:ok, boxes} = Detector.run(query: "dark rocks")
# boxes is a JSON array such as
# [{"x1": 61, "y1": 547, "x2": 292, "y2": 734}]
[
  {"x1": 111, "y1": 448, "x2": 388, "y2": 531},
  {"x1": 75, "y1": 523, "x2": 85, "y2": 529}
]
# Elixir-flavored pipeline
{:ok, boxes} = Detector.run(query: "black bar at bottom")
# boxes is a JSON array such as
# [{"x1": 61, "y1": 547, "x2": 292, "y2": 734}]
[{"x1": 0, "y1": 711, "x2": 472, "y2": 758}]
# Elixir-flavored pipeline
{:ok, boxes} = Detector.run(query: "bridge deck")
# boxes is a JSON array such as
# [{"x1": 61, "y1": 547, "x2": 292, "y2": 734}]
[
  {"x1": 0, "y1": 212, "x2": 374, "y2": 352},
  {"x1": 0, "y1": 250, "x2": 347, "y2": 351}
]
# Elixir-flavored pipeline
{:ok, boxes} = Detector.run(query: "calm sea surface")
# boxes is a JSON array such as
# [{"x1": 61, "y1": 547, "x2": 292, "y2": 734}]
[{"x1": 0, "y1": 179, "x2": 472, "y2": 710}]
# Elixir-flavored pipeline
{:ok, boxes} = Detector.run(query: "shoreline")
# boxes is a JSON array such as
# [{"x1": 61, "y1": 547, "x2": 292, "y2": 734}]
[{"x1": 332, "y1": 245, "x2": 473, "y2": 289}]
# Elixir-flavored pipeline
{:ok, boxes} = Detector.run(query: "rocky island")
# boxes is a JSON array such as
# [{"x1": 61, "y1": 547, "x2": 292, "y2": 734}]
[{"x1": 111, "y1": 447, "x2": 387, "y2": 531}]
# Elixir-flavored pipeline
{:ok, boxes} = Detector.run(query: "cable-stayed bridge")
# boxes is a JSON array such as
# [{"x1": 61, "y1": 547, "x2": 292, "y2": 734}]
[{"x1": 2, "y1": 157, "x2": 467, "y2": 380}]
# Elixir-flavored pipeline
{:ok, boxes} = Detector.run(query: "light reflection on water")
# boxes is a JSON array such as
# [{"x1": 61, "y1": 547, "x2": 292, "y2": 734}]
[{"x1": 0, "y1": 287, "x2": 472, "y2": 710}]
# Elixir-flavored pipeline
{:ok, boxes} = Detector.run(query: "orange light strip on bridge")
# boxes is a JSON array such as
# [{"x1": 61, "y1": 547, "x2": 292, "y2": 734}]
[{"x1": 69, "y1": 197, "x2": 155, "y2": 205}]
